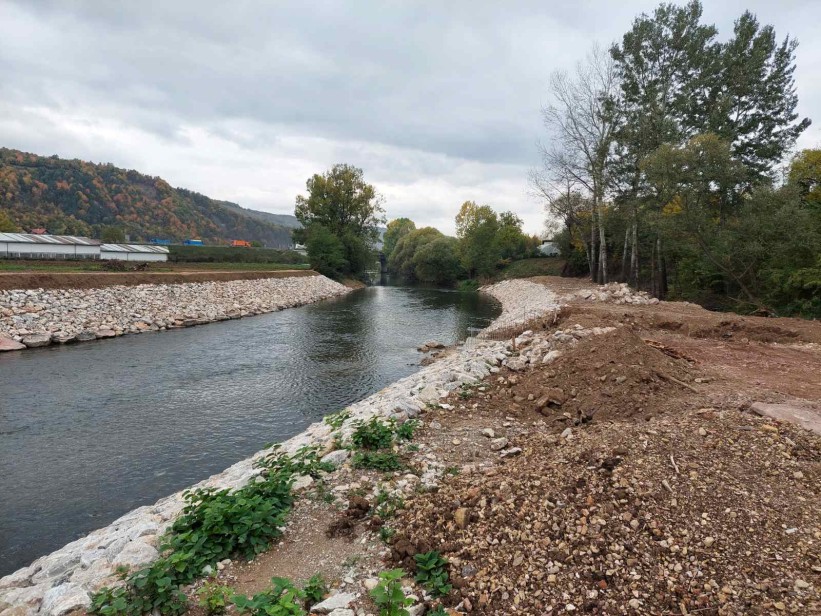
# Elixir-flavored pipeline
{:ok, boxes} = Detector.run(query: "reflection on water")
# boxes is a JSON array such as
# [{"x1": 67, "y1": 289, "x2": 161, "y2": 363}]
[{"x1": 0, "y1": 286, "x2": 499, "y2": 575}]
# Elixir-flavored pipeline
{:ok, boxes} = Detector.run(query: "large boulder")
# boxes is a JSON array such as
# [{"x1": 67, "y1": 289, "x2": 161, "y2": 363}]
[
  {"x1": 40, "y1": 583, "x2": 91, "y2": 616},
  {"x1": 0, "y1": 336, "x2": 25, "y2": 352},
  {"x1": 21, "y1": 333, "x2": 51, "y2": 348}
]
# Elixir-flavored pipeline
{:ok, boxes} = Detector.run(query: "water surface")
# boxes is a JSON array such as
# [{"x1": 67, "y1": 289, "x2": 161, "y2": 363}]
[{"x1": 0, "y1": 286, "x2": 499, "y2": 575}]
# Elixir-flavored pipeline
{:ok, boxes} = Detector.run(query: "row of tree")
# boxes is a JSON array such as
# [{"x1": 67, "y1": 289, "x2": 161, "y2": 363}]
[
  {"x1": 293, "y1": 164, "x2": 539, "y2": 284},
  {"x1": 531, "y1": 1, "x2": 820, "y2": 316},
  {"x1": 383, "y1": 203, "x2": 538, "y2": 284}
]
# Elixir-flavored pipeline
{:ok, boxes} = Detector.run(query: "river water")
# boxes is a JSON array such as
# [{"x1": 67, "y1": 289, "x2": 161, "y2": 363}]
[{"x1": 0, "y1": 286, "x2": 499, "y2": 576}]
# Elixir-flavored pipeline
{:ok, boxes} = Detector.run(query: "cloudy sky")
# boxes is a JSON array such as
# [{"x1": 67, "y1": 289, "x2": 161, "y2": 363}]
[{"x1": 1, "y1": 1, "x2": 819, "y2": 235}]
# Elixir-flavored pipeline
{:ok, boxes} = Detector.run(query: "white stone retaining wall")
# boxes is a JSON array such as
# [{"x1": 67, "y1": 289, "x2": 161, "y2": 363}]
[
  {"x1": 0, "y1": 279, "x2": 565, "y2": 616},
  {"x1": 0, "y1": 274, "x2": 350, "y2": 350}
]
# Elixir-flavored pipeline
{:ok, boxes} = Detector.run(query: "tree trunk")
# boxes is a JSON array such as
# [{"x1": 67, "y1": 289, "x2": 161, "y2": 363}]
[
  {"x1": 630, "y1": 216, "x2": 639, "y2": 289},
  {"x1": 650, "y1": 241, "x2": 656, "y2": 297},
  {"x1": 589, "y1": 209, "x2": 598, "y2": 283},
  {"x1": 597, "y1": 202, "x2": 608, "y2": 284},
  {"x1": 620, "y1": 226, "x2": 629, "y2": 282}
]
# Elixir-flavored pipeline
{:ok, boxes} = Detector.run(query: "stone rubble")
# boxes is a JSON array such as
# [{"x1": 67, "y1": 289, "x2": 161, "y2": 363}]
[
  {"x1": 572, "y1": 281, "x2": 660, "y2": 305},
  {"x1": 0, "y1": 275, "x2": 350, "y2": 350},
  {"x1": 0, "y1": 279, "x2": 617, "y2": 615}
]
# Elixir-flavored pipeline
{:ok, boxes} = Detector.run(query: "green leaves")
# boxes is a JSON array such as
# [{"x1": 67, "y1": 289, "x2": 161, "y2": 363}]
[
  {"x1": 413, "y1": 551, "x2": 452, "y2": 598},
  {"x1": 303, "y1": 573, "x2": 328, "y2": 607},
  {"x1": 351, "y1": 418, "x2": 396, "y2": 450},
  {"x1": 90, "y1": 448, "x2": 310, "y2": 615},
  {"x1": 232, "y1": 578, "x2": 305, "y2": 616},
  {"x1": 369, "y1": 569, "x2": 412, "y2": 616},
  {"x1": 351, "y1": 451, "x2": 403, "y2": 472}
]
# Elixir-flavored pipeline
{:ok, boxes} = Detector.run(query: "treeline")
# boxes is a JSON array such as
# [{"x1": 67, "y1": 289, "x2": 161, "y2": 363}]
[
  {"x1": 0, "y1": 148, "x2": 293, "y2": 247},
  {"x1": 385, "y1": 202, "x2": 540, "y2": 285},
  {"x1": 167, "y1": 245, "x2": 307, "y2": 264},
  {"x1": 531, "y1": 1, "x2": 821, "y2": 317}
]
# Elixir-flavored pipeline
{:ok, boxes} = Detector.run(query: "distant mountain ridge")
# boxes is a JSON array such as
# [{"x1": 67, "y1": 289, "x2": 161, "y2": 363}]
[
  {"x1": 0, "y1": 148, "x2": 296, "y2": 248},
  {"x1": 218, "y1": 201, "x2": 301, "y2": 229}
]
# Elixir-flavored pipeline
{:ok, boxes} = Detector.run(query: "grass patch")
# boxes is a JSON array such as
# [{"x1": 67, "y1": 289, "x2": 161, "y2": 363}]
[{"x1": 492, "y1": 257, "x2": 565, "y2": 280}]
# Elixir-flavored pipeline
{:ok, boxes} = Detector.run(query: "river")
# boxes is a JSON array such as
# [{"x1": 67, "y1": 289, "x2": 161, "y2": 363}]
[{"x1": 0, "y1": 286, "x2": 499, "y2": 576}]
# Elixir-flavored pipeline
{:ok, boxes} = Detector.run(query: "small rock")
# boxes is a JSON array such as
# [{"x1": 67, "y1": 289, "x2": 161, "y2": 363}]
[
  {"x1": 698, "y1": 427, "x2": 708, "y2": 436},
  {"x1": 481, "y1": 428, "x2": 495, "y2": 438},
  {"x1": 363, "y1": 578, "x2": 379, "y2": 591},
  {"x1": 454, "y1": 508, "x2": 469, "y2": 529},
  {"x1": 794, "y1": 579, "x2": 810, "y2": 590},
  {"x1": 311, "y1": 592, "x2": 357, "y2": 613},
  {"x1": 40, "y1": 583, "x2": 91, "y2": 616},
  {"x1": 703, "y1": 536, "x2": 715, "y2": 547},
  {"x1": 321, "y1": 449, "x2": 350, "y2": 468},
  {"x1": 490, "y1": 437, "x2": 508, "y2": 451},
  {"x1": 292, "y1": 475, "x2": 314, "y2": 491}
]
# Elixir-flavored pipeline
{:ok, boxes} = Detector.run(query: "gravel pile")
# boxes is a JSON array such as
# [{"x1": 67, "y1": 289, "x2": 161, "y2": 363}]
[
  {"x1": 0, "y1": 274, "x2": 349, "y2": 348},
  {"x1": 393, "y1": 408, "x2": 820, "y2": 614},
  {"x1": 479, "y1": 280, "x2": 562, "y2": 335},
  {"x1": 573, "y1": 282, "x2": 660, "y2": 305}
]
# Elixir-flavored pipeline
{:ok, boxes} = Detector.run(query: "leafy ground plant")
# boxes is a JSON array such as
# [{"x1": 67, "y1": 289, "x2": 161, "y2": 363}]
[
  {"x1": 350, "y1": 418, "x2": 396, "y2": 450},
  {"x1": 196, "y1": 581, "x2": 233, "y2": 615},
  {"x1": 414, "y1": 551, "x2": 452, "y2": 598},
  {"x1": 90, "y1": 449, "x2": 305, "y2": 616},
  {"x1": 323, "y1": 409, "x2": 351, "y2": 429},
  {"x1": 232, "y1": 577, "x2": 305, "y2": 616},
  {"x1": 370, "y1": 569, "x2": 412, "y2": 616},
  {"x1": 395, "y1": 419, "x2": 419, "y2": 441},
  {"x1": 302, "y1": 573, "x2": 328, "y2": 607},
  {"x1": 352, "y1": 451, "x2": 403, "y2": 471},
  {"x1": 374, "y1": 489, "x2": 404, "y2": 519}
]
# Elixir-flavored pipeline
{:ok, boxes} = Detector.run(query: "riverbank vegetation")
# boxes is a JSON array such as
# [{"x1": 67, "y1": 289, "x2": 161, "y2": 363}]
[
  {"x1": 530, "y1": 1, "x2": 821, "y2": 317},
  {"x1": 383, "y1": 203, "x2": 540, "y2": 287},
  {"x1": 294, "y1": 164, "x2": 385, "y2": 280}
]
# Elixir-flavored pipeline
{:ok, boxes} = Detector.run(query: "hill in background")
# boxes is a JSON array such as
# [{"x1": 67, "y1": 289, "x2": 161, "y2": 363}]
[{"x1": 0, "y1": 148, "x2": 297, "y2": 248}]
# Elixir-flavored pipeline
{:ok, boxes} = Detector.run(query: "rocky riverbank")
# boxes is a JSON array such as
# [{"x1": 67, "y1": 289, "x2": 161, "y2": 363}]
[
  {"x1": 0, "y1": 279, "x2": 557, "y2": 615},
  {"x1": 0, "y1": 274, "x2": 350, "y2": 351}
]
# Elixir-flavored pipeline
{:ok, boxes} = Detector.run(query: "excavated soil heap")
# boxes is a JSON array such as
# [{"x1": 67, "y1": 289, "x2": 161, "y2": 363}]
[{"x1": 392, "y1": 409, "x2": 820, "y2": 614}]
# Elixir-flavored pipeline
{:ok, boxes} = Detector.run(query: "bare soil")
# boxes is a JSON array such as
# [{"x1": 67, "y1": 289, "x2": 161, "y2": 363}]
[{"x1": 0, "y1": 269, "x2": 317, "y2": 290}]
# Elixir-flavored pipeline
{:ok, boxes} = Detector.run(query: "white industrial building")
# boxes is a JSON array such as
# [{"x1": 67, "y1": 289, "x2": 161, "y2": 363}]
[
  {"x1": 100, "y1": 243, "x2": 169, "y2": 262},
  {"x1": 0, "y1": 233, "x2": 101, "y2": 259},
  {"x1": 0, "y1": 233, "x2": 169, "y2": 262}
]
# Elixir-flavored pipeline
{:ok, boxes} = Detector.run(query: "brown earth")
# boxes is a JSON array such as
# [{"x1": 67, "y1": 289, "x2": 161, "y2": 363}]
[{"x1": 0, "y1": 269, "x2": 318, "y2": 290}]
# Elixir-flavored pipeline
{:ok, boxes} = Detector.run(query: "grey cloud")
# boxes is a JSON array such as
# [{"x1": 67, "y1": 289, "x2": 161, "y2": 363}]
[{"x1": 1, "y1": 0, "x2": 819, "y2": 233}]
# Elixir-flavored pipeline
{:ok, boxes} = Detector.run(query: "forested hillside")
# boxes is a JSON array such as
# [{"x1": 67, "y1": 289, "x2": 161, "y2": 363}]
[{"x1": 0, "y1": 149, "x2": 293, "y2": 247}]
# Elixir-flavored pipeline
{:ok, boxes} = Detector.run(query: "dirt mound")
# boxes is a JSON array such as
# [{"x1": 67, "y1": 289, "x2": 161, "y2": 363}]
[
  {"x1": 693, "y1": 319, "x2": 800, "y2": 344},
  {"x1": 495, "y1": 327, "x2": 701, "y2": 425},
  {"x1": 392, "y1": 410, "x2": 820, "y2": 614}
]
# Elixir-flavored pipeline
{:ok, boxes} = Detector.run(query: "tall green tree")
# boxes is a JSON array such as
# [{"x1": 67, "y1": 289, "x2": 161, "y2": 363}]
[
  {"x1": 304, "y1": 224, "x2": 348, "y2": 278},
  {"x1": 455, "y1": 201, "x2": 500, "y2": 279},
  {"x1": 382, "y1": 217, "x2": 416, "y2": 260},
  {"x1": 496, "y1": 211, "x2": 529, "y2": 260},
  {"x1": 101, "y1": 225, "x2": 126, "y2": 243},
  {"x1": 388, "y1": 227, "x2": 444, "y2": 280},
  {"x1": 787, "y1": 149, "x2": 821, "y2": 210},
  {"x1": 294, "y1": 164, "x2": 384, "y2": 278},
  {"x1": 412, "y1": 236, "x2": 463, "y2": 284},
  {"x1": 710, "y1": 12, "x2": 811, "y2": 180}
]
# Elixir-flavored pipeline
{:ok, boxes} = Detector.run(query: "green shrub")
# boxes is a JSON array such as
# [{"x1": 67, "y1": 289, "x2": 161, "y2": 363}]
[
  {"x1": 303, "y1": 573, "x2": 328, "y2": 607},
  {"x1": 370, "y1": 569, "x2": 412, "y2": 616},
  {"x1": 352, "y1": 451, "x2": 403, "y2": 471},
  {"x1": 233, "y1": 578, "x2": 305, "y2": 616},
  {"x1": 413, "y1": 551, "x2": 451, "y2": 598},
  {"x1": 350, "y1": 418, "x2": 395, "y2": 450},
  {"x1": 374, "y1": 489, "x2": 404, "y2": 519},
  {"x1": 197, "y1": 581, "x2": 233, "y2": 615},
  {"x1": 394, "y1": 420, "x2": 418, "y2": 442},
  {"x1": 90, "y1": 448, "x2": 309, "y2": 616}
]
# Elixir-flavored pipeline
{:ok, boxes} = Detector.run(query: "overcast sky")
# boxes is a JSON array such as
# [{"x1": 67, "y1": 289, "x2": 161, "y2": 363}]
[{"x1": 1, "y1": 1, "x2": 819, "y2": 235}]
